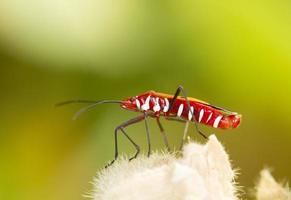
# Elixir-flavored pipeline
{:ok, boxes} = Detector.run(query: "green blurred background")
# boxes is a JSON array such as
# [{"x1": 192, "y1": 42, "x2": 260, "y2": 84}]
[{"x1": 0, "y1": 0, "x2": 290, "y2": 199}]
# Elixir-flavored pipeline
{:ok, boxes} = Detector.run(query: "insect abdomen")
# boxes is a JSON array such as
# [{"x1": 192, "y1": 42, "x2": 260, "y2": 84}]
[
  {"x1": 167, "y1": 99, "x2": 226, "y2": 129},
  {"x1": 135, "y1": 92, "x2": 230, "y2": 129}
]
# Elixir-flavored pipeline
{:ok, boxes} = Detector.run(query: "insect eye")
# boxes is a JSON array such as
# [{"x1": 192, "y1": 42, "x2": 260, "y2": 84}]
[{"x1": 130, "y1": 97, "x2": 135, "y2": 102}]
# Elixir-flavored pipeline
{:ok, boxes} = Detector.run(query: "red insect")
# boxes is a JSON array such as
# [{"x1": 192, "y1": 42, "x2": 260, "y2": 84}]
[{"x1": 57, "y1": 86, "x2": 241, "y2": 167}]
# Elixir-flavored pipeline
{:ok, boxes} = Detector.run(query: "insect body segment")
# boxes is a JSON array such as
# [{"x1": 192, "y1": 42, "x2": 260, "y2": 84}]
[{"x1": 121, "y1": 91, "x2": 241, "y2": 130}]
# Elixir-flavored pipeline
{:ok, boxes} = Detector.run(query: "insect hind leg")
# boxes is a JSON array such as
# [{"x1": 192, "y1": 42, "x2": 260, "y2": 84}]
[
  {"x1": 194, "y1": 123, "x2": 208, "y2": 139},
  {"x1": 169, "y1": 85, "x2": 208, "y2": 144}
]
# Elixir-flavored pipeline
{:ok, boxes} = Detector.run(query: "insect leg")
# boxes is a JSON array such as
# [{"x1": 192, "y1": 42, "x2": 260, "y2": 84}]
[
  {"x1": 165, "y1": 116, "x2": 207, "y2": 144},
  {"x1": 165, "y1": 116, "x2": 186, "y2": 123},
  {"x1": 120, "y1": 129, "x2": 140, "y2": 161},
  {"x1": 165, "y1": 117, "x2": 204, "y2": 150},
  {"x1": 164, "y1": 116, "x2": 189, "y2": 150},
  {"x1": 105, "y1": 115, "x2": 144, "y2": 168},
  {"x1": 156, "y1": 118, "x2": 171, "y2": 152},
  {"x1": 144, "y1": 112, "x2": 151, "y2": 157},
  {"x1": 169, "y1": 85, "x2": 208, "y2": 140},
  {"x1": 179, "y1": 121, "x2": 189, "y2": 150},
  {"x1": 194, "y1": 123, "x2": 208, "y2": 139}
]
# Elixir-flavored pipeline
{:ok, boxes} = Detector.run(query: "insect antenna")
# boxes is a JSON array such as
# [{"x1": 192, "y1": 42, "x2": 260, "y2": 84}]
[
  {"x1": 56, "y1": 99, "x2": 122, "y2": 120},
  {"x1": 55, "y1": 100, "x2": 105, "y2": 106}
]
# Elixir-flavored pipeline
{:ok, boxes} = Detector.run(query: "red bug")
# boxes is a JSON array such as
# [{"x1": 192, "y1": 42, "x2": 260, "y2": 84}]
[{"x1": 57, "y1": 86, "x2": 241, "y2": 167}]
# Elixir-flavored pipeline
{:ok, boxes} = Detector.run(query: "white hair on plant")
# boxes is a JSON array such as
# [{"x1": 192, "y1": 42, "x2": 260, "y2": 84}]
[
  {"x1": 89, "y1": 135, "x2": 240, "y2": 200},
  {"x1": 255, "y1": 169, "x2": 291, "y2": 200}
]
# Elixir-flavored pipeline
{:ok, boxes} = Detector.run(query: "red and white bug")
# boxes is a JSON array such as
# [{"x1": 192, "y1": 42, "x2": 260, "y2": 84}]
[{"x1": 57, "y1": 86, "x2": 241, "y2": 167}]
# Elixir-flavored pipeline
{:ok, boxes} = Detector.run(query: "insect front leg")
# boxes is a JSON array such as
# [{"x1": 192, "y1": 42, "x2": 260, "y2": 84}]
[
  {"x1": 105, "y1": 115, "x2": 144, "y2": 168},
  {"x1": 144, "y1": 112, "x2": 151, "y2": 157}
]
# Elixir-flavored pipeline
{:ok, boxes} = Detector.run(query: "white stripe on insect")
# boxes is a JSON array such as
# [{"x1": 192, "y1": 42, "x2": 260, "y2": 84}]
[
  {"x1": 163, "y1": 98, "x2": 169, "y2": 112},
  {"x1": 198, "y1": 109, "x2": 204, "y2": 122},
  {"x1": 135, "y1": 99, "x2": 141, "y2": 109},
  {"x1": 188, "y1": 106, "x2": 194, "y2": 120},
  {"x1": 153, "y1": 97, "x2": 161, "y2": 112},
  {"x1": 206, "y1": 112, "x2": 213, "y2": 123},
  {"x1": 213, "y1": 115, "x2": 223, "y2": 128},
  {"x1": 141, "y1": 95, "x2": 151, "y2": 111},
  {"x1": 177, "y1": 104, "x2": 184, "y2": 117}
]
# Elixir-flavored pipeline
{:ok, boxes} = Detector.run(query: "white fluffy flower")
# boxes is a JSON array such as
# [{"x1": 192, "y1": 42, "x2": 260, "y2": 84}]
[
  {"x1": 90, "y1": 135, "x2": 239, "y2": 200},
  {"x1": 255, "y1": 169, "x2": 291, "y2": 200}
]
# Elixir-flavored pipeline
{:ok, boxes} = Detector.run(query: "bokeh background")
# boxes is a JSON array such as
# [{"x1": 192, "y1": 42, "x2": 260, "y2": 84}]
[{"x1": 0, "y1": 0, "x2": 290, "y2": 199}]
